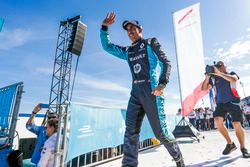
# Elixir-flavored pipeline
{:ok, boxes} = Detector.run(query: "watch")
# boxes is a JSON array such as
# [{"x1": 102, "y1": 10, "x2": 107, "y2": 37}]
[{"x1": 158, "y1": 83, "x2": 166, "y2": 89}]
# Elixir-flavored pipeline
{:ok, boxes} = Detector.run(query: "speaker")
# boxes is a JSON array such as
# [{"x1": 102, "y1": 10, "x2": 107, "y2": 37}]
[
  {"x1": 67, "y1": 21, "x2": 87, "y2": 56},
  {"x1": 19, "y1": 138, "x2": 37, "y2": 159}
]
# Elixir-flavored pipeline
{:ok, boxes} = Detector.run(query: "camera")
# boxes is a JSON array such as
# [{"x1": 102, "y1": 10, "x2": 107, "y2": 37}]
[
  {"x1": 205, "y1": 65, "x2": 215, "y2": 75},
  {"x1": 205, "y1": 61, "x2": 223, "y2": 75}
]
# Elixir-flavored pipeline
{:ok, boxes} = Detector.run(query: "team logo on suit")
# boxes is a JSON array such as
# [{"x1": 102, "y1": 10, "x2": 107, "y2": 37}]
[{"x1": 133, "y1": 63, "x2": 141, "y2": 74}]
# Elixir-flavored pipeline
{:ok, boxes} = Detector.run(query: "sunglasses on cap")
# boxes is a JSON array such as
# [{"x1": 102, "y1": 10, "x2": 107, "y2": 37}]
[
  {"x1": 48, "y1": 115, "x2": 57, "y2": 119},
  {"x1": 215, "y1": 62, "x2": 224, "y2": 68}
]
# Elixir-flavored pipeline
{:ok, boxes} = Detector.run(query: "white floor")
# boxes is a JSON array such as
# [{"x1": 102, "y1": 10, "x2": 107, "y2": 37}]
[{"x1": 98, "y1": 128, "x2": 250, "y2": 167}]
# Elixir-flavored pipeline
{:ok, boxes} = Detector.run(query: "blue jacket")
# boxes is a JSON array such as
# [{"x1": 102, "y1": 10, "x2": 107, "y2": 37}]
[
  {"x1": 100, "y1": 27, "x2": 171, "y2": 89},
  {"x1": 26, "y1": 123, "x2": 47, "y2": 164}
]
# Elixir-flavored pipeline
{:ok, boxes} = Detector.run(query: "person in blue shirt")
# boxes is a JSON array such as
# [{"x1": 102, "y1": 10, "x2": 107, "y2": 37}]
[
  {"x1": 202, "y1": 61, "x2": 250, "y2": 158},
  {"x1": 100, "y1": 12, "x2": 184, "y2": 167},
  {"x1": 26, "y1": 103, "x2": 58, "y2": 165}
]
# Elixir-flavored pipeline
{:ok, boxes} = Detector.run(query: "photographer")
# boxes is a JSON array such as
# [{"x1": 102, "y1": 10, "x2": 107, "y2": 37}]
[{"x1": 201, "y1": 61, "x2": 250, "y2": 158}]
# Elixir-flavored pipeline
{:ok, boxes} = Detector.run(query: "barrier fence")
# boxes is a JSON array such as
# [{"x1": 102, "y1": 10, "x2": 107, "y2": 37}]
[
  {"x1": 64, "y1": 103, "x2": 182, "y2": 167},
  {"x1": 68, "y1": 139, "x2": 155, "y2": 167},
  {"x1": 0, "y1": 82, "x2": 24, "y2": 166}
]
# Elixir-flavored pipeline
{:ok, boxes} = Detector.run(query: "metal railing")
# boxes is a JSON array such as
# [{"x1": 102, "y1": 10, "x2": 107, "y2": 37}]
[{"x1": 68, "y1": 138, "x2": 156, "y2": 167}]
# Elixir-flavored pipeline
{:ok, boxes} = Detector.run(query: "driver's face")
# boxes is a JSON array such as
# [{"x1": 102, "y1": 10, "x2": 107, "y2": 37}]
[{"x1": 126, "y1": 24, "x2": 142, "y2": 43}]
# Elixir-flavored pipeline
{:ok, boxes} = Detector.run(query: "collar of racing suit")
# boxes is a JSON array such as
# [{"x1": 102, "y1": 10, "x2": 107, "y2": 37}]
[{"x1": 131, "y1": 37, "x2": 143, "y2": 45}]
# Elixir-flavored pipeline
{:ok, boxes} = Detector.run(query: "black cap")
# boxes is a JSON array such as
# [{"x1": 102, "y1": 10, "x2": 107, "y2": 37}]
[
  {"x1": 122, "y1": 20, "x2": 143, "y2": 30},
  {"x1": 215, "y1": 61, "x2": 224, "y2": 68}
]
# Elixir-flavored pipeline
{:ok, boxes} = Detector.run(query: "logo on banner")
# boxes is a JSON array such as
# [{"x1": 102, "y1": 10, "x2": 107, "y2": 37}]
[
  {"x1": 178, "y1": 9, "x2": 193, "y2": 24},
  {"x1": 133, "y1": 63, "x2": 141, "y2": 74},
  {"x1": 77, "y1": 125, "x2": 94, "y2": 138},
  {"x1": 119, "y1": 120, "x2": 126, "y2": 134}
]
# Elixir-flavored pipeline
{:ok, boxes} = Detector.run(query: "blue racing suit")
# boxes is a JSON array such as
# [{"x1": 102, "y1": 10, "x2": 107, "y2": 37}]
[{"x1": 100, "y1": 26, "x2": 182, "y2": 167}]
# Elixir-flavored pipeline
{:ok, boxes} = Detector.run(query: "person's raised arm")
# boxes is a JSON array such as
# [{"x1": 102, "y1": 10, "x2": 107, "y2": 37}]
[
  {"x1": 26, "y1": 104, "x2": 41, "y2": 125},
  {"x1": 100, "y1": 12, "x2": 128, "y2": 60},
  {"x1": 201, "y1": 74, "x2": 212, "y2": 91},
  {"x1": 102, "y1": 12, "x2": 116, "y2": 27},
  {"x1": 213, "y1": 67, "x2": 238, "y2": 83}
]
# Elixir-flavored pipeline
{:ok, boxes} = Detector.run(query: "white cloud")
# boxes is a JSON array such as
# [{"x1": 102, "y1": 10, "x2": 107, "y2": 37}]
[
  {"x1": 237, "y1": 36, "x2": 244, "y2": 41},
  {"x1": 229, "y1": 41, "x2": 250, "y2": 57},
  {"x1": 172, "y1": 94, "x2": 180, "y2": 100},
  {"x1": 236, "y1": 63, "x2": 250, "y2": 71},
  {"x1": 0, "y1": 25, "x2": 56, "y2": 51},
  {"x1": 223, "y1": 41, "x2": 228, "y2": 44},
  {"x1": 0, "y1": 29, "x2": 32, "y2": 50},
  {"x1": 226, "y1": 65, "x2": 234, "y2": 71},
  {"x1": 165, "y1": 102, "x2": 180, "y2": 115},
  {"x1": 204, "y1": 56, "x2": 211, "y2": 61},
  {"x1": 215, "y1": 40, "x2": 250, "y2": 62},
  {"x1": 238, "y1": 76, "x2": 250, "y2": 97},
  {"x1": 247, "y1": 28, "x2": 250, "y2": 32},
  {"x1": 76, "y1": 72, "x2": 130, "y2": 96},
  {"x1": 218, "y1": 48, "x2": 224, "y2": 52},
  {"x1": 243, "y1": 63, "x2": 250, "y2": 70}
]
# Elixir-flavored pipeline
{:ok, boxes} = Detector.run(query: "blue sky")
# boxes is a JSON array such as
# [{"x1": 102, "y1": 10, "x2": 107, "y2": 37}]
[{"x1": 1, "y1": 0, "x2": 250, "y2": 114}]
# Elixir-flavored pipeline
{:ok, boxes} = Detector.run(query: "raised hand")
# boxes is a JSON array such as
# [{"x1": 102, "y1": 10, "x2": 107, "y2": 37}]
[
  {"x1": 32, "y1": 103, "x2": 41, "y2": 114},
  {"x1": 102, "y1": 12, "x2": 116, "y2": 26}
]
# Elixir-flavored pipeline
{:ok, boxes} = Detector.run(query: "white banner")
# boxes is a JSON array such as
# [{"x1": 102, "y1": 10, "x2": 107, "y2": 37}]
[{"x1": 173, "y1": 3, "x2": 207, "y2": 115}]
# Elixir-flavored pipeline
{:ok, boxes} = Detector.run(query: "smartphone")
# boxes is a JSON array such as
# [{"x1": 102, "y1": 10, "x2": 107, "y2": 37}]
[{"x1": 40, "y1": 103, "x2": 50, "y2": 108}]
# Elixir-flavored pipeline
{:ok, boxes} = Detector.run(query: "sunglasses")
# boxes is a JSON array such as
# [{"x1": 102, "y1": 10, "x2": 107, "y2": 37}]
[{"x1": 48, "y1": 116, "x2": 57, "y2": 119}]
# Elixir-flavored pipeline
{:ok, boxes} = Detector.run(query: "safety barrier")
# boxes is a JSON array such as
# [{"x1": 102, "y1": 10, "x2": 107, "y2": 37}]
[
  {"x1": 68, "y1": 138, "x2": 156, "y2": 167},
  {"x1": 63, "y1": 103, "x2": 181, "y2": 167},
  {"x1": 0, "y1": 82, "x2": 24, "y2": 166},
  {"x1": 0, "y1": 82, "x2": 24, "y2": 146}
]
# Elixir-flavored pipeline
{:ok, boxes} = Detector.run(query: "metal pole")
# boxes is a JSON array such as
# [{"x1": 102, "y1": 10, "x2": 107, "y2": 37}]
[
  {"x1": 240, "y1": 81, "x2": 246, "y2": 98},
  {"x1": 56, "y1": 21, "x2": 72, "y2": 167},
  {"x1": 54, "y1": 22, "x2": 69, "y2": 167},
  {"x1": 62, "y1": 103, "x2": 70, "y2": 166},
  {"x1": 171, "y1": 12, "x2": 184, "y2": 115},
  {"x1": 48, "y1": 24, "x2": 62, "y2": 113},
  {"x1": 77, "y1": 155, "x2": 80, "y2": 167},
  {"x1": 54, "y1": 105, "x2": 65, "y2": 167},
  {"x1": 84, "y1": 153, "x2": 87, "y2": 165},
  {"x1": 8, "y1": 83, "x2": 24, "y2": 146}
]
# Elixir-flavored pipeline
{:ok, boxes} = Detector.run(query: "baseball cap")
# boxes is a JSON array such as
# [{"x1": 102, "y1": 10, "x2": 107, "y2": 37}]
[
  {"x1": 122, "y1": 20, "x2": 143, "y2": 30},
  {"x1": 215, "y1": 61, "x2": 224, "y2": 68}
]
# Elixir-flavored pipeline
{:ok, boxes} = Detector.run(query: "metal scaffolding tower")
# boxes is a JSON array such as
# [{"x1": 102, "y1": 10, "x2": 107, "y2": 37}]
[
  {"x1": 49, "y1": 17, "x2": 75, "y2": 113},
  {"x1": 46, "y1": 15, "x2": 86, "y2": 167}
]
